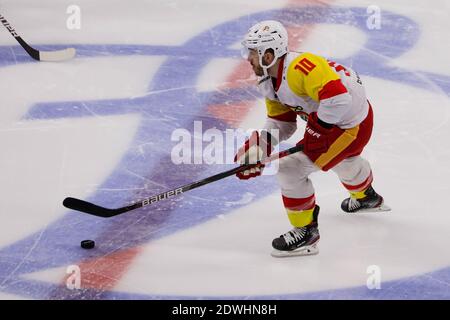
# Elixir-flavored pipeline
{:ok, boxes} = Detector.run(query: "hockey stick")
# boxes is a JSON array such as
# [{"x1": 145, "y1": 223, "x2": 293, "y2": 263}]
[
  {"x1": 63, "y1": 145, "x2": 303, "y2": 218},
  {"x1": 0, "y1": 13, "x2": 76, "y2": 62}
]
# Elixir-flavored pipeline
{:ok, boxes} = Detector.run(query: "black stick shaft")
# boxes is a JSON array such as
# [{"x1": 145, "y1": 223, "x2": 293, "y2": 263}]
[
  {"x1": 63, "y1": 145, "x2": 303, "y2": 217},
  {"x1": 134, "y1": 144, "x2": 302, "y2": 209},
  {"x1": 0, "y1": 13, "x2": 40, "y2": 60}
]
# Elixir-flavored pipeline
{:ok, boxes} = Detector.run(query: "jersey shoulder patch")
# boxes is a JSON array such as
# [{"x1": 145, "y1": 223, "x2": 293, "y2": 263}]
[{"x1": 286, "y1": 52, "x2": 341, "y2": 101}]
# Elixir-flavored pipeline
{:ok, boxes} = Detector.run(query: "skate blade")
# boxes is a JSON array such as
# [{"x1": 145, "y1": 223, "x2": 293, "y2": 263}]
[
  {"x1": 271, "y1": 243, "x2": 319, "y2": 258},
  {"x1": 354, "y1": 203, "x2": 392, "y2": 213}
]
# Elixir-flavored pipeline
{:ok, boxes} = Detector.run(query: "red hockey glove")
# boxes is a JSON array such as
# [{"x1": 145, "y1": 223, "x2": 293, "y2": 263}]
[
  {"x1": 299, "y1": 112, "x2": 343, "y2": 160},
  {"x1": 234, "y1": 130, "x2": 273, "y2": 180}
]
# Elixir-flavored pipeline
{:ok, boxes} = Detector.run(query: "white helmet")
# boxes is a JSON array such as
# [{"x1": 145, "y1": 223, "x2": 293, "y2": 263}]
[{"x1": 241, "y1": 20, "x2": 288, "y2": 76}]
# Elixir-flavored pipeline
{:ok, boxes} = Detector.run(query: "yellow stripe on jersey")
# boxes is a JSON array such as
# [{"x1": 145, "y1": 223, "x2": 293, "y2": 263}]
[
  {"x1": 286, "y1": 52, "x2": 340, "y2": 102},
  {"x1": 314, "y1": 126, "x2": 360, "y2": 169},
  {"x1": 265, "y1": 98, "x2": 292, "y2": 117}
]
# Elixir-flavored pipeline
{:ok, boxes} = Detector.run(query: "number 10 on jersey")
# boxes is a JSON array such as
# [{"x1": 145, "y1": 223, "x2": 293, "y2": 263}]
[{"x1": 295, "y1": 58, "x2": 316, "y2": 75}]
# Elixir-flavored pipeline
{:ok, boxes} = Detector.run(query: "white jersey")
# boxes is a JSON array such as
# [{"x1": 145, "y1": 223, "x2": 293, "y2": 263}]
[{"x1": 258, "y1": 51, "x2": 369, "y2": 141}]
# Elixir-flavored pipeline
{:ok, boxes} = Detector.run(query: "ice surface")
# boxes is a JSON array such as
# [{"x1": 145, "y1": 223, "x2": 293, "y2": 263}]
[{"x1": 0, "y1": 0, "x2": 449, "y2": 299}]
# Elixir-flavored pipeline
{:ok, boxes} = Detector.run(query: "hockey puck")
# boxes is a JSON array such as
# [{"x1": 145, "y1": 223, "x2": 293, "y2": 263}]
[{"x1": 80, "y1": 240, "x2": 95, "y2": 249}]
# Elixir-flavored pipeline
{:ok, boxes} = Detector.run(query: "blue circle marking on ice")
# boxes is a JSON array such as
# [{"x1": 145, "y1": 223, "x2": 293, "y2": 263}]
[{"x1": 0, "y1": 6, "x2": 449, "y2": 299}]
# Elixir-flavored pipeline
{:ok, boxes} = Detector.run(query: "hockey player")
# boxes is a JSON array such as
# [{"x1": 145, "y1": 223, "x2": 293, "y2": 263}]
[{"x1": 235, "y1": 20, "x2": 390, "y2": 257}]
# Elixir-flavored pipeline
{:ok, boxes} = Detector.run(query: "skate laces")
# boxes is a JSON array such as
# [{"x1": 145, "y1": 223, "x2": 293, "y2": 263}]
[
  {"x1": 348, "y1": 197, "x2": 361, "y2": 211},
  {"x1": 283, "y1": 227, "x2": 306, "y2": 245}
]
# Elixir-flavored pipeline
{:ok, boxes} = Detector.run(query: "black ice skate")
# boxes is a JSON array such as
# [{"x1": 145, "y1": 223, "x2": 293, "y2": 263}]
[
  {"x1": 271, "y1": 206, "x2": 320, "y2": 258},
  {"x1": 341, "y1": 185, "x2": 391, "y2": 213}
]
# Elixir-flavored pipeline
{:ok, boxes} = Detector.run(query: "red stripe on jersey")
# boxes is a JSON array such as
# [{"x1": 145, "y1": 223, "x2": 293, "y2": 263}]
[
  {"x1": 268, "y1": 110, "x2": 297, "y2": 122},
  {"x1": 318, "y1": 79, "x2": 348, "y2": 100},
  {"x1": 282, "y1": 194, "x2": 316, "y2": 211},
  {"x1": 342, "y1": 171, "x2": 373, "y2": 191},
  {"x1": 274, "y1": 56, "x2": 285, "y2": 92}
]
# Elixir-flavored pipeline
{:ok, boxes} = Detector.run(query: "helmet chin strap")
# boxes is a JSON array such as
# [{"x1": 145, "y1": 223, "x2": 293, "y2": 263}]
[{"x1": 259, "y1": 51, "x2": 277, "y2": 77}]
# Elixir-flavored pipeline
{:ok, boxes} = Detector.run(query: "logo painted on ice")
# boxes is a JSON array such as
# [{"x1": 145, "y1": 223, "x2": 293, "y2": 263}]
[{"x1": 0, "y1": 6, "x2": 449, "y2": 300}]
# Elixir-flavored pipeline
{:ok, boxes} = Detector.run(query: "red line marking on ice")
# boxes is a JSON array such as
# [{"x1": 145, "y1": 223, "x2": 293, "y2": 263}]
[{"x1": 63, "y1": 247, "x2": 141, "y2": 291}]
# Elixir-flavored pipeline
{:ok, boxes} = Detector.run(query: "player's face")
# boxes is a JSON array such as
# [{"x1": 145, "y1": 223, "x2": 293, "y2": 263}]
[{"x1": 247, "y1": 49, "x2": 264, "y2": 76}]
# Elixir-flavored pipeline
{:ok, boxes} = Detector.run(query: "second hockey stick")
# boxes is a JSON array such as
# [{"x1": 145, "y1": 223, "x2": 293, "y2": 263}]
[
  {"x1": 63, "y1": 144, "x2": 303, "y2": 218},
  {"x1": 0, "y1": 13, "x2": 76, "y2": 62}
]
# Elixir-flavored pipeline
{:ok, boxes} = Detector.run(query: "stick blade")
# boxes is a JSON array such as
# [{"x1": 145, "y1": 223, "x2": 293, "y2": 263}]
[
  {"x1": 63, "y1": 197, "x2": 118, "y2": 218},
  {"x1": 39, "y1": 47, "x2": 76, "y2": 62}
]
